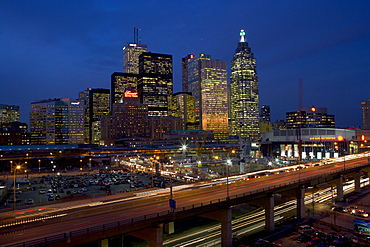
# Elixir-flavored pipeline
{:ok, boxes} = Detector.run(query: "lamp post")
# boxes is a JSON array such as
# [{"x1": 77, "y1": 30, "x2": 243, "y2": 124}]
[
  {"x1": 151, "y1": 159, "x2": 154, "y2": 188},
  {"x1": 343, "y1": 155, "x2": 346, "y2": 171},
  {"x1": 26, "y1": 153, "x2": 29, "y2": 171},
  {"x1": 13, "y1": 163, "x2": 21, "y2": 211},
  {"x1": 38, "y1": 159, "x2": 41, "y2": 174},
  {"x1": 226, "y1": 159, "x2": 231, "y2": 200},
  {"x1": 182, "y1": 144, "x2": 187, "y2": 159}
]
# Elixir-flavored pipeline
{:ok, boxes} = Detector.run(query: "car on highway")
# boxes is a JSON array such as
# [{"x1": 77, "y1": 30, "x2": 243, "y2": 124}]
[{"x1": 351, "y1": 209, "x2": 368, "y2": 218}]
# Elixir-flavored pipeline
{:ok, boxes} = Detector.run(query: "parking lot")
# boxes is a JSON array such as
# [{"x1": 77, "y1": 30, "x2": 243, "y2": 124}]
[{"x1": 1, "y1": 170, "x2": 163, "y2": 209}]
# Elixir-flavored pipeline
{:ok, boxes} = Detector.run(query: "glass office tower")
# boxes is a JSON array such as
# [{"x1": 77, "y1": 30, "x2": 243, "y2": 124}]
[
  {"x1": 199, "y1": 60, "x2": 228, "y2": 139},
  {"x1": 123, "y1": 43, "x2": 148, "y2": 74},
  {"x1": 0, "y1": 104, "x2": 20, "y2": 123},
  {"x1": 138, "y1": 52, "x2": 173, "y2": 116},
  {"x1": 230, "y1": 29, "x2": 260, "y2": 141},
  {"x1": 79, "y1": 88, "x2": 110, "y2": 144}
]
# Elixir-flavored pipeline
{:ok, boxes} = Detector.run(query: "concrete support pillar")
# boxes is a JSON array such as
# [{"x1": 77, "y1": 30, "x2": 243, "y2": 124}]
[
  {"x1": 354, "y1": 171, "x2": 361, "y2": 193},
  {"x1": 264, "y1": 193, "x2": 275, "y2": 232},
  {"x1": 164, "y1": 221, "x2": 174, "y2": 234},
  {"x1": 98, "y1": 239, "x2": 108, "y2": 247},
  {"x1": 130, "y1": 224, "x2": 163, "y2": 247},
  {"x1": 296, "y1": 186, "x2": 305, "y2": 220},
  {"x1": 202, "y1": 208, "x2": 233, "y2": 247},
  {"x1": 337, "y1": 175, "x2": 344, "y2": 202}
]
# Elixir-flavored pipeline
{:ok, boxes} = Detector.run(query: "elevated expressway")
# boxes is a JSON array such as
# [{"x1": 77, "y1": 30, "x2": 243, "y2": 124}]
[{"x1": 1, "y1": 155, "x2": 369, "y2": 247}]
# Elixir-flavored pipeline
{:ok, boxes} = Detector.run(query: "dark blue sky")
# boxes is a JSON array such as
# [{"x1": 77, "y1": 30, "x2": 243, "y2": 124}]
[{"x1": 1, "y1": 0, "x2": 369, "y2": 128}]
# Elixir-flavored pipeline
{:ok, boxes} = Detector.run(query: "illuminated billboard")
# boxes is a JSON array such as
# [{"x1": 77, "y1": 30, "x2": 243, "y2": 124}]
[
  {"x1": 124, "y1": 90, "x2": 138, "y2": 98},
  {"x1": 354, "y1": 219, "x2": 370, "y2": 236}
]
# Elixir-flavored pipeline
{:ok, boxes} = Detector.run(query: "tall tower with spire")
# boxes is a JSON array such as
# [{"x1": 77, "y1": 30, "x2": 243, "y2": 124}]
[
  {"x1": 230, "y1": 29, "x2": 260, "y2": 141},
  {"x1": 123, "y1": 27, "x2": 148, "y2": 74}
]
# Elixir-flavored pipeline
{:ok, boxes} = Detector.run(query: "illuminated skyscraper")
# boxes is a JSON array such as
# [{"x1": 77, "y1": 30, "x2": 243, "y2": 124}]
[
  {"x1": 123, "y1": 27, "x2": 147, "y2": 73},
  {"x1": 111, "y1": 72, "x2": 139, "y2": 108},
  {"x1": 230, "y1": 29, "x2": 260, "y2": 141},
  {"x1": 184, "y1": 54, "x2": 228, "y2": 137},
  {"x1": 260, "y1": 105, "x2": 271, "y2": 122},
  {"x1": 79, "y1": 88, "x2": 110, "y2": 144},
  {"x1": 182, "y1": 54, "x2": 194, "y2": 92},
  {"x1": 30, "y1": 98, "x2": 84, "y2": 145},
  {"x1": 199, "y1": 60, "x2": 228, "y2": 138},
  {"x1": 186, "y1": 54, "x2": 211, "y2": 122},
  {"x1": 0, "y1": 104, "x2": 20, "y2": 123},
  {"x1": 362, "y1": 100, "x2": 370, "y2": 129},
  {"x1": 138, "y1": 52, "x2": 173, "y2": 116},
  {"x1": 169, "y1": 92, "x2": 195, "y2": 129},
  {"x1": 123, "y1": 43, "x2": 147, "y2": 74}
]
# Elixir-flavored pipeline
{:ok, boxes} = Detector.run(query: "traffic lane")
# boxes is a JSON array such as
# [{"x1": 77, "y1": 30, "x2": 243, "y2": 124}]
[{"x1": 1, "y1": 196, "x2": 173, "y2": 245}]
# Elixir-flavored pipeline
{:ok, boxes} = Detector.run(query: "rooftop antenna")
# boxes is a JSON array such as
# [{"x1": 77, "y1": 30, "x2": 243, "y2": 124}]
[{"x1": 133, "y1": 26, "x2": 138, "y2": 43}]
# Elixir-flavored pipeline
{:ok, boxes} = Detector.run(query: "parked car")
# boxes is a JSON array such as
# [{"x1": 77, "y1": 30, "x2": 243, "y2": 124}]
[
  {"x1": 332, "y1": 206, "x2": 349, "y2": 213},
  {"x1": 26, "y1": 199, "x2": 34, "y2": 205},
  {"x1": 297, "y1": 225, "x2": 315, "y2": 234},
  {"x1": 39, "y1": 189, "x2": 46, "y2": 194},
  {"x1": 48, "y1": 195, "x2": 54, "y2": 201},
  {"x1": 297, "y1": 234, "x2": 311, "y2": 243}
]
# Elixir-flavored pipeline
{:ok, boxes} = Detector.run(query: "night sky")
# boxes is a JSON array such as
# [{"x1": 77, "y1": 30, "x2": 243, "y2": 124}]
[{"x1": 1, "y1": 1, "x2": 369, "y2": 128}]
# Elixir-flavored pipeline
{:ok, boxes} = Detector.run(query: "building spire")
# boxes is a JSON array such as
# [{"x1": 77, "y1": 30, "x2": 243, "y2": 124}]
[{"x1": 239, "y1": 29, "x2": 246, "y2": 42}]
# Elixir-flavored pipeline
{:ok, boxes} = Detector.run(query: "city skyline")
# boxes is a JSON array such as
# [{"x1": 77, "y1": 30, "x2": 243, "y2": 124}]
[{"x1": 1, "y1": 1, "x2": 369, "y2": 128}]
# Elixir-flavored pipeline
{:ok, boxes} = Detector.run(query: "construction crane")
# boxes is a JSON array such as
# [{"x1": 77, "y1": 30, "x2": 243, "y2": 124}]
[{"x1": 297, "y1": 78, "x2": 303, "y2": 162}]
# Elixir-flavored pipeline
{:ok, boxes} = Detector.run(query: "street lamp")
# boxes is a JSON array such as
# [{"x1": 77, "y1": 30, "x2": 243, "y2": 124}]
[
  {"x1": 13, "y1": 164, "x2": 21, "y2": 211},
  {"x1": 38, "y1": 159, "x2": 41, "y2": 174},
  {"x1": 26, "y1": 153, "x2": 29, "y2": 171},
  {"x1": 151, "y1": 160, "x2": 154, "y2": 188},
  {"x1": 344, "y1": 155, "x2": 346, "y2": 171},
  {"x1": 226, "y1": 159, "x2": 231, "y2": 200},
  {"x1": 182, "y1": 144, "x2": 187, "y2": 158}
]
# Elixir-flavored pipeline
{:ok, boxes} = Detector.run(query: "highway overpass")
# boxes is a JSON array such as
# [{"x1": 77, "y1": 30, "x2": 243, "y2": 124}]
[{"x1": 1, "y1": 154, "x2": 369, "y2": 247}]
